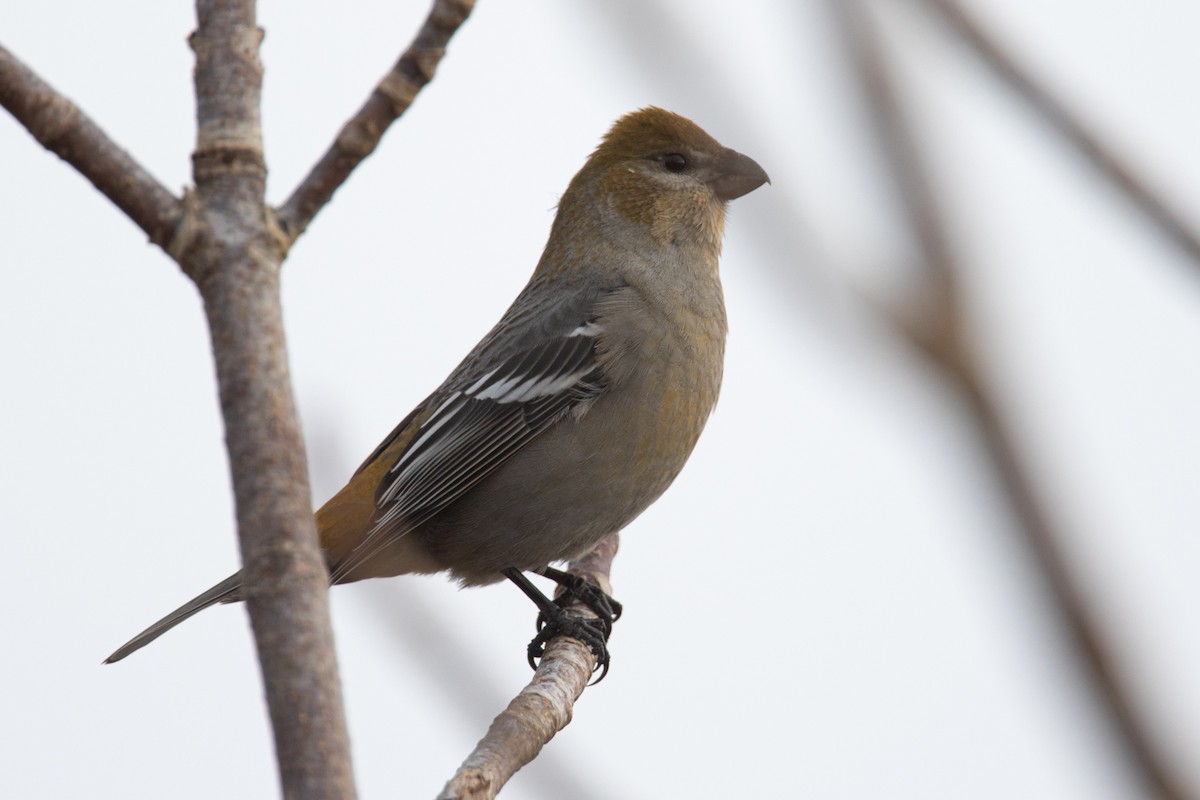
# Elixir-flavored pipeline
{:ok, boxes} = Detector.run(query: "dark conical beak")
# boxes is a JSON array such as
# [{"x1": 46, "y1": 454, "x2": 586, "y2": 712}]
[{"x1": 709, "y1": 148, "x2": 770, "y2": 201}]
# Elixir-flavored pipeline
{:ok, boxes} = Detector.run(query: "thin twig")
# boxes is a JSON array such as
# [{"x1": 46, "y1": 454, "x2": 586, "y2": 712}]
[
  {"x1": 438, "y1": 534, "x2": 620, "y2": 800},
  {"x1": 833, "y1": 4, "x2": 1190, "y2": 799},
  {"x1": 0, "y1": 43, "x2": 181, "y2": 249},
  {"x1": 363, "y1": 587, "x2": 610, "y2": 800},
  {"x1": 920, "y1": 0, "x2": 1200, "y2": 273},
  {"x1": 275, "y1": 0, "x2": 476, "y2": 244}
]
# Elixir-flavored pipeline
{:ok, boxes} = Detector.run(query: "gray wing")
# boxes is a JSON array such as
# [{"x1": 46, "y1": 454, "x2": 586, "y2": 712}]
[{"x1": 328, "y1": 284, "x2": 614, "y2": 582}]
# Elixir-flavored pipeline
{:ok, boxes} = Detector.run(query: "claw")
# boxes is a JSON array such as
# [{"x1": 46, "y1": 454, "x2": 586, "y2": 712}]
[
  {"x1": 505, "y1": 566, "x2": 620, "y2": 682},
  {"x1": 539, "y1": 566, "x2": 623, "y2": 633},
  {"x1": 527, "y1": 605, "x2": 611, "y2": 679}
]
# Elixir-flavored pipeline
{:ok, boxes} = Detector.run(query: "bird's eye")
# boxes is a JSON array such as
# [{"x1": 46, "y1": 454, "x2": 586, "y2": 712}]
[{"x1": 663, "y1": 153, "x2": 687, "y2": 173}]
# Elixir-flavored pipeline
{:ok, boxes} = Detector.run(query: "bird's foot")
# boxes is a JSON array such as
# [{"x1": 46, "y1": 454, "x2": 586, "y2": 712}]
[
  {"x1": 537, "y1": 566, "x2": 623, "y2": 637},
  {"x1": 527, "y1": 606, "x2": 612, "y2": 680},
  {"x1": 503, "y1": 567, "x2": 622, "y2": 682}
]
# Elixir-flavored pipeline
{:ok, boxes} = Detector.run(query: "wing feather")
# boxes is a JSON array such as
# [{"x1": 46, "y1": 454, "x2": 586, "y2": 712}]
[{"x1": 328, "y1": 305, "x2": 609, "y2": 584}]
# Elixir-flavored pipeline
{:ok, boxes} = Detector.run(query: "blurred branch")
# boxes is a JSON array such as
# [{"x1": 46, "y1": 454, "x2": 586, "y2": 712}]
[
  {"x1": 275, "y1": 0, "x2": 476, "y2": 245},
  {"x1": 920, "y1": 0, "x2": 1200, "y2": 273},
  {"x1": 438, "y1": 534, "x2": 619, "y2": 800},
  {"x1": 0, "y1": 43, "x2": 181, "y2": 250},
  {"x1": 833, "y1": 3, "x2": 1191, "y2": 799}
]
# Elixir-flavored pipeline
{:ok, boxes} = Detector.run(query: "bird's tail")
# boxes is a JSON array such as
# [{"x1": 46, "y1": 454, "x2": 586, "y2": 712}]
[{"x1": 104, "y1": 572, "x2": 243, "y2": 664}]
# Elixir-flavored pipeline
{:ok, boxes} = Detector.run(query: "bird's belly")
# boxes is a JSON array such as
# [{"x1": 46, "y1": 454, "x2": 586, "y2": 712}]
[{"x1": 418, "y1": 367, "x2": 715, "y2": 586}]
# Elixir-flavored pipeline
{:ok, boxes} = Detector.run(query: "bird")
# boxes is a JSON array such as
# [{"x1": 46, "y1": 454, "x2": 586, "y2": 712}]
[{"x1": 105, "y1": 107, "x2": 769, "y2": 669}]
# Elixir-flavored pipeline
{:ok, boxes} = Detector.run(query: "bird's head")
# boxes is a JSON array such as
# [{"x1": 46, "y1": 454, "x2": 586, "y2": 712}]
[
  {"x1": 589, "y1": 107, "x2": 769, "y2": 205},
  {"x1": 542, "y1": 107, "x2": 769, "y2": 276},
  {"x1": 578, "y1": 108, "x2": 767, "y2": 244}
]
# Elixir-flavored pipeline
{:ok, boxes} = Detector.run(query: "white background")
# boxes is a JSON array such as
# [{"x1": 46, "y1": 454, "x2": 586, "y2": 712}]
[{"x1": 1, "y1": 1, "x2": 1197, "y2": 797}]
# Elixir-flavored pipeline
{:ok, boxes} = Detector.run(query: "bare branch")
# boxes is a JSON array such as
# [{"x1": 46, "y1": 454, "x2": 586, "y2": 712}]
[
  {"x1": 561, "y1": 532, "x2": 619, "y2": 598},
  {"x1": 182, "y1": 2, "x2": 356, "y2": 798},
  {"x1": 0, "y1": 43, "x2": 181, "y2": 249},
  {"x1": 275, "y1": 0, "x2": 477, "y2": 245},
  {"x1": 437, "y1": 639, "x2": 593, "y2": 800},
  {"x1": 834, "y1": 4, "x2": 1190, "y2": 798},
  {"x1": 438, "y1": 534, "x2": 620, "y2": 800},
  {"x1": 920, "y1": 0, "x2": 1200, "y2": 273}
]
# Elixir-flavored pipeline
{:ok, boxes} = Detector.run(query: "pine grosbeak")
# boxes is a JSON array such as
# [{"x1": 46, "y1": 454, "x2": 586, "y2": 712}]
[{"x1": 106, "y1": 107, "x2": 769, "y2": 668}]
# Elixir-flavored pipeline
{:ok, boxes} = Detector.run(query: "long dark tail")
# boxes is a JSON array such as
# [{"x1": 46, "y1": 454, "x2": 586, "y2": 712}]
[{"x1": 104, "y1": 572, "x2": 243, "y2": 663}]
